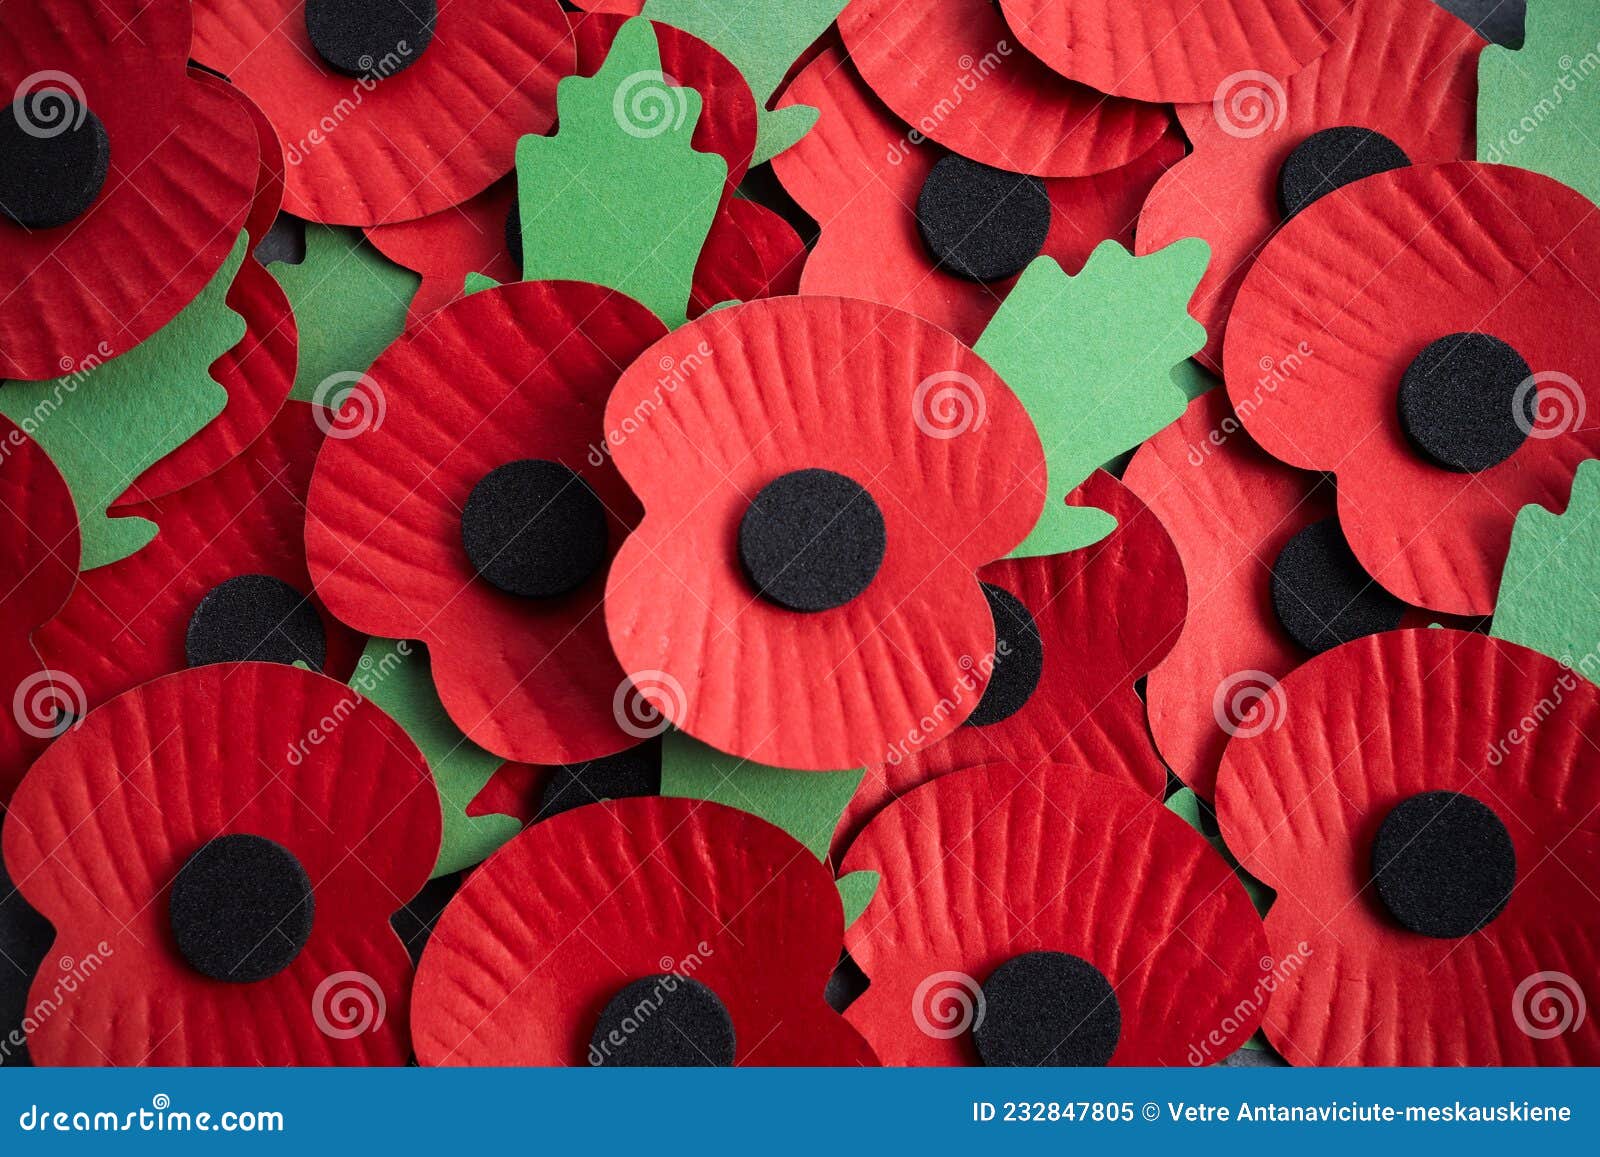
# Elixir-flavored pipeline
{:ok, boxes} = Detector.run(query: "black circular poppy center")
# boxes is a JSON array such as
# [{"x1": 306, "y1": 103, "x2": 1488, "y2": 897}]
[
  {"x1": 1371, "y1": 791, "x2": 1516, "y2": 939},
  {"x1": 974, "y1": 951, "x2": 1120, "y2": 1067},
  {"x1": 0, "y1": 97, "x2": 110, "y2": 230},
  {"x1": 739, "y1": 468, "x2": 886, "y2": 612},
  {"x1": 1276, "y1": 126, "x2": 1410, "y2": 220},
  {"x1": 305, "y1": 0, "x2": 437, "y2": 78},
  {"x1": 916, "y1": 154, "x2": 1051, "y2": 283},
  {"x1": 965, "y1": 583, "x2": 1044, "y2": 727},
  {"x1": 169, "y1": 835, "x2": 314, "y2": 983},
  {"x1": 1397, "y1": 333, "x2": 1534, "y2": 472},
  {"x1": 1270, "y1": 518, "x2": 1406, "y2": 655},
  {"x1": 536, "y1": 736, "x2": 663, "y2": 820},
  {"x1": 461, "y1": 459, "x2": 610, "y2": 599},
  {"x1": 185, "y1": 574, "x2": 328, "y2": 671},
  {"x1": 589, "y1": 974, "x2": 736, "y2": 1066}
]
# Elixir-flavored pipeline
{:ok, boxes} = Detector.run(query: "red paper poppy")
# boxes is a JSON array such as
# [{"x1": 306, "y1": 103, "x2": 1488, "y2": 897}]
[
  {"x1": 833, "y1": 472, "x2": 1183, "y2": 860},
  {"x1": 604, "y1": 295, "x2": 1046, "y2": 771},
  {"x1": 306, "y1": 280, "x2": 667, "y2": 765},
  {"x1": 35, "y1": 401, "x2": 363, "y2": 719},
  {"x1": 0, "y1": 0, "x2": 257, "y2": 381},
  {"x1": 412, "y1": 795, "x2": 877, "y2": 1066},
  {"x1": 842, "y1": 760, "x2": 1270, "y2": 1066},
  {"x1": 1216, "y1": 629, "x2": 1600, "y2": 1065},
  {"x1": 0, "y1": 415, "x2": 79, "y2": 807},
  {"x1": 189, "y1": 0, "x2": 574, "y2": 225},
  {"x1": 838, "y1": 0, "x2": 1169, "y2": 177},
  {"x1": 996, "y1": 0, "x2": 1359, "y2": 103},
  {"x1": 772, "y1": 44, "x2": 1184, "y2": 345},
  {"x1": 2, "y1": 662, "x2": 440, "y2": 1065},
  {"x1": 1137, "y1": 0, "x2": 1481, "y2": 368},
  {"x1": 687, "y1": 197, "x2": 806, "y2": 316},
  {"x1": 1222, "y1": 162, "x2": 1600, "y2": 615}
]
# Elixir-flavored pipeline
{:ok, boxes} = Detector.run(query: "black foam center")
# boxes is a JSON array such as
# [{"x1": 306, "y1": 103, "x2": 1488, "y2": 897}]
[
  {"x1": 965, "y1": 583, "x2": 1044, "y2": 727},
  {"x1": 537, "y1": 737, "x2": 663, "y2": 820},
  {"x1": 974, "y1": 951, "x2": 1120, "y2": 1067},
  {"x1": 461, "y1": 459, "x2": 609, "y2": 599},
  {"x1": 1277, "y1": 126, "x2": 1411, "y2": 219},
  {"x1": 916, "y1": 155, "x2": 1051, "y2": 283},
  {"x1": 1371, "y1": 791, "x2": 1516, "y2": 939},
  {"x1": 169, "y1": 835, "x2": 314, "y2": 983},
  {"x1": 185, "y1": 574, "x2": 328, "y2": 671},
  {"x1": 0, "y1": 98, "x2": 110, "y2": 230},
  {"x1": 589, "y1": 974, "x2": 736, "y2": 1066},
  {"x1": 305, "y1": 0, "x2": 437, "y2": 78},
  {"x1": 1270, "y1": 518, "x2": 1406, "y2": 655},
  {"x1": 505, "y1": 200, "x2": 523, "y2": 270},
  {"x1": 739, "y1": 469, "x2": 886, "y2": 613},
  {"x1": 1397, "y1": 333, "x2": 1534, "y2": 472}
]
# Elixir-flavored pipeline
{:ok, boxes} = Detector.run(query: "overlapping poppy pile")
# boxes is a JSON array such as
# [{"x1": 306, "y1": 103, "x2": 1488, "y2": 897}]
[{"x1": 2, "y1": 0, "x2": 1597, "y2": 1068}]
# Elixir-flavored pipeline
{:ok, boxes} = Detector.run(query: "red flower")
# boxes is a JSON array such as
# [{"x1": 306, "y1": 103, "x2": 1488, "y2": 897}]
[
  {"x1": 412, "y1": 796, "x2": 878, "y2": 1066},
  {"x1": 834, "y1": 472, "x2": 1183, "y2": 859},
  {"x1": 1137, "y1": 0, "x2": 1482, "y2": 367},
  {"x1": 306, "y1": 280, "x2": 667, "y2": 765},
  {"x1": 842, "y1": 761, "x2": 1270, "y2": 1066},
  {"x1": 2, "y1": 663, "x2": 440, "y2": 1065},
  {"x1": 1223, "y1": 162, "x2": 1600, "y2": 615},
  {"x1": 0, "y1": 0, "x2": 258, "y2": 380},
  {"x1": 604, "y1": 296, "x2": 1046, "y2": 771},
  {"x1": 771, "y1": 43, "x2": 1184, "y2": 344},
  {"x1": 189, "y1": 0, "x2": 573, "y2": 225},
  {"x1": 1216, "y1": 629, "x2": 1600, "y2": 1065}
]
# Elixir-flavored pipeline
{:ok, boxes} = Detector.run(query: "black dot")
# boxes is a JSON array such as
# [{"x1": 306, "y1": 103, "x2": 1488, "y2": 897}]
[
  {"x1": 1270, "y1": 519, "x2": 1406, "y2": 655},
  {"x1": 916, "y1": 155, "x2": 1051, "y2": 283},
  {"x1": 537, "y1": 737, "x2": 662, "y2": 820},
  {"x1": 185, "y1": 574, "x2": 328, "y2": 671},
  {"x1": 0, "y1": 99, "x2": 109, "y2": 230},
  {"x1": 1397, "y1": 333, "x2": 1535, "y2": 472},
  {"x1": 739, "y1": 469, "x2": 886, "y2": 613},
  {"x1": 461, "y1": 459, "x2": 610, "y2": 599},
  {"x1": 974, "y1": 951, "x2": 1120, "y2": 1067},
  {"x1": 589, "y1": 975, "x2": 736, "y2": 1066},
  {"x1": 1371, "y1": 791, "x2": 1516, "y2": 939},
  {"x1": 1277, "y1": 126, "x2": 1410, "y2": 219},
  {"x1": 304, "y1": 0, "x2": 436, "y2": 78},
  {"x1": 169, "y1": 835, "x2": 314, "y2": 983},
  {"x1": 965, "y1": 583, "x2": 1044, "y2": 727}
]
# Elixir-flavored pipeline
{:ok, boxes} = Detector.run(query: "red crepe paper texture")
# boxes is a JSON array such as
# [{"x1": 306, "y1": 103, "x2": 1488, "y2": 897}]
[
  {"x1": 35, "y1": 401, "x2": 364, "y2": 720},
  {"x1": 412, "y1": 796, "x2": 877, "y2": 1066},
  {"x1": 772, "y1": 44, "x2": 1185, "y2": 345},
  {"x1": 0, "y1": 416, "x2": 80, "y2": 807},
  {"x1": 0, "y1": 0, "x2": 256, "y2": 381},
  {"x1": 189, "y1": 0, "x2": 574, "y2": 225},
  {"x1": 833, "y1": 472, "x2": 1184, "y2": 861},
  {"x1": 842, "y1": 761, "x2": 1271, "y2": 1066},
  {"x1": 306, "y1": 280, "x2": 666, "y2": 766},
  {"x1": 2, "y1": 663, "x2": 440, "y2": 1065},
  {"x1": 838, "y1": 0, "x2": 1169, "y2": 177},
  {"x1": 604, "y1": 296, "x2": 1046, "y2": 771},
  {"x1": 688, "y1": 198, "x2": 806, "y2": 314},
  {"x1": 997, "y1": 0, "x2": 1360, "y2": 104},
  {"x1": 1222, "y1": 161, "x2": 1600, "y2": 616},
  {"x1": 1137, "y1": 0, "x2": 1482, "y2": 368},
  {"x1": 1216, "y1": 629, "x2": 1600, "y2": 1065}
]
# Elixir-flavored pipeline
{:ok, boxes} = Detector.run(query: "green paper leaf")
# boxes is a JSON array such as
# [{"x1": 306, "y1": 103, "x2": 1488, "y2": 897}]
[
  {"x1": 1165, "y1": 787, "x2": 1271, "y2": 916},
  {"x1": 353, "y1": 637, "x2": 521, "y2": 878},
  {"x1": 836, "y1": 870, "x2": 879, "y2": 928},
  {"x1": 642, "y1": 0, "x2": 845, "y2": 162},
  {"x1": 1479, "y1": 1, "x2": 1600, "y2": 203},
  {"x1": 462, "y1": 272, "x2": 499, "y2": 296},
  {"x1": 270, "y1": 224, "x2": 418, "y2": 405},
  {"x1": 516, "y1": 17, "x2": 725, "y2": 329},
  {"x1": 0, "y1": 231, "x2": 249, "y2": 570},
  {"x1": 974, "y1": 242, "x2": 1209, "y2": 557},
  {"x1": 1492, "y1": 459, "x2": 1600, "y2": 679},
  {"x1": 659, "y1": 730, "x2": 863, "y2": 862}
]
